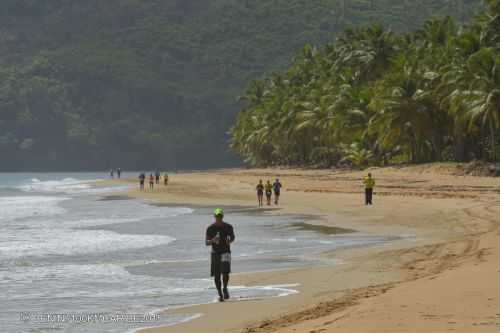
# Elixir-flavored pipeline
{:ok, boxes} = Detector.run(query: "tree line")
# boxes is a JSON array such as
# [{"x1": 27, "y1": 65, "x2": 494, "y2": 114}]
[{"x1": 230, "y1": 1, "x2": 500, "y2": 168}]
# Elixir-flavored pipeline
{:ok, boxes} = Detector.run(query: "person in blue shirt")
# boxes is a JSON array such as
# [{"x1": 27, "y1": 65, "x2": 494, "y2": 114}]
[
  {"x1": 138, "y1": 173, "x2": 145, "y2": 190},
  {"x1": 273, "y1": 178, "x2": 282, "y2": 205}
]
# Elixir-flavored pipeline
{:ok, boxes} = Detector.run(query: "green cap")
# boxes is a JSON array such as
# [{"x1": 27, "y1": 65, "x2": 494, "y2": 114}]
[{"x1": 214, "y1": 208, "x2": 224, "y2": 216}]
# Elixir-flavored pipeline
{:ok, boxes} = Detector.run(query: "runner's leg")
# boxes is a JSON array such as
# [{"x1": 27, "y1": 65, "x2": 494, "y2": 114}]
[
  {"x1": 214, "y1": 273, "x2": 224, "y2": 301},
  {"x1": 222, "y1": 273, "x2": 230, "y2": 299}
]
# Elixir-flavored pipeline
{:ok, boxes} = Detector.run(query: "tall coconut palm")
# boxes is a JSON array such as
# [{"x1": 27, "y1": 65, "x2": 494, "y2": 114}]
[
  {"x1": 368, "y1": 56, "x2": 441, "y2": 163},
  {"x1": 442, "y1": 47, "x2": 500, "y2": 161},
  {"x1": 230, "y1": 5, "x2": 500, "y2": 168}
]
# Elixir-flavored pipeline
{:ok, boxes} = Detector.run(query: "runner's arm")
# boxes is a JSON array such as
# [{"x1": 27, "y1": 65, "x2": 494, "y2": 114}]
[
  {"x1": 228, "y1": 226, "x2": 235, "y2": 244},
  {"x1": 205, "y1": 230, "x2": 213, "y2": 246}
]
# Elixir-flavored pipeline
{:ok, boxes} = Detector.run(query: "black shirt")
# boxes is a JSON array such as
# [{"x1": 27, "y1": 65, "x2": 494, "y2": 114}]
[{"x1": 206, "y1": 222, "x2": 235, "y2": 254}]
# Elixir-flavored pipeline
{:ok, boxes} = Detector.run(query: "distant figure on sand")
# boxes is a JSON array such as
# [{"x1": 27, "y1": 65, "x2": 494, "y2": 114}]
[
  {"x1": 110, "y1": 169, "x2": 114, "y2": 178},
  {"x1": 363, "y1": 173, "x2": 375, "y2": 205},
  {"x1": 155, "y1": 170, "x2": 161, "y2": 185},
  {"x1": 256, "y1": 180, "x2": 264, "y2": 207},
  {"x1": 164, "y1": 173, "x2": 169, "y2": 186},
  {"x1": 265, "y1": 180, "x2": 273, "y2": 206},
  {"x1": 117, "y1": 168, "x2": 121, "y2": 179},
  {"x1": 149, "y1": 173, "x2": 155, "y2": 190},
  {"x1": 205, "y1": 208, "x2": 235, "y2": 302},
  {"x1": 273, "y1": 178, "x2": 282, "y2": 205},
  {"x1": 139, "y1": 173, "x2": 145, "y2": 190}
]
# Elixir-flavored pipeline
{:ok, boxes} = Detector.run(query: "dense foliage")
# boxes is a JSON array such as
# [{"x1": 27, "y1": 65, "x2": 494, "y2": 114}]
[
  {"x1": 0, "y1": 0, "x2": 481, "y2": 170},
  {"x1": 231, "y1": 1, "x2": 499, "y2": 168}
]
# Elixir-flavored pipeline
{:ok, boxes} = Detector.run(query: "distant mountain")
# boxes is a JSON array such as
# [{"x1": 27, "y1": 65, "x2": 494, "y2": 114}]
[{"x1": 0, "y1": 0, "x2": 482, "y2": 170}]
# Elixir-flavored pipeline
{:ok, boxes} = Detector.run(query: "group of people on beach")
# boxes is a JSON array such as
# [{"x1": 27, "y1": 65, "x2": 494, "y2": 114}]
[
  {"x1": 135, "y1": 170, "x2": 374, "y2": 207},
  {"x1": 206, "y1": 173, "x2": 376, "y2": 301},
  {"x1": 253, "y1": 174, "x2": 374, "y2": 208},
  {"x1": 138, "y1": 170, "x2": 169, "y2": 190},
  {"x1": 256, "y1": 179, "x2": 282, "y2": 207},
  {"x1": 109, "y1": 168, "x2": 122, "y2": 178}
]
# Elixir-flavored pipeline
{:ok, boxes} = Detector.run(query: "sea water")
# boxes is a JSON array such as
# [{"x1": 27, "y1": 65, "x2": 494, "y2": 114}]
[{"x1": 0, "y1": 173, "x2": 392, "y2": 333}]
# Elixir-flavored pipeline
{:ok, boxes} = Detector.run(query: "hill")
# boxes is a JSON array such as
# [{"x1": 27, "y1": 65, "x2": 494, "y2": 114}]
[{"x1": 0, "y1": 0, "x2": 482, "y2": 170}]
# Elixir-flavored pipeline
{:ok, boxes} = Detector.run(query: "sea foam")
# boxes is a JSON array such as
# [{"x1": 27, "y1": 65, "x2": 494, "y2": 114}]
[
  {"x1": 17, "y1": 177, "x2": 102, "y2": 194},
  {"x1": 0, "y1": 196, "x2": 68, "y2": 222},
  {"x1": 0, "y1": 228, "x2": 176, "y2": 260}
]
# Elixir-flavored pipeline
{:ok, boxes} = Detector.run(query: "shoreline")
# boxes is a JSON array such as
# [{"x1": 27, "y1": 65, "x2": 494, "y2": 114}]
[
  {"x1": 127, "y1": 200, "x2": 403, "y2": 332},
  {"x1": 104, "y1": 167, "x2": 500, "y2": 333}
]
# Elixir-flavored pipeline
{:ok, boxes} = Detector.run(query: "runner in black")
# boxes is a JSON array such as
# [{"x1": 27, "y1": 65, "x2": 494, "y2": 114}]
[
  {"x1": 205, "y1": 208, "x2": 235, "y2": 302},
  {"x1": 155, "y1": 169, "x2": 161, "y2": 185},
  {"x1": 139, "y1": 173, "x2": 145, "y2": 190}
]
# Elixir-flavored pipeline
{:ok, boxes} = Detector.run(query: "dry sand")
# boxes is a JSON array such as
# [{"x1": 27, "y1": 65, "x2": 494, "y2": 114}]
[{"x1": 109, "y1": 164, "x2": 500, "y2": 333}]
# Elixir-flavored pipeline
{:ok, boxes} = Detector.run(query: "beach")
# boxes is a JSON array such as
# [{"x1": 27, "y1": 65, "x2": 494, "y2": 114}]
[
  {"x1": 2, "y1": 173, "x2": 390, "y2": 333},
  {"x1": 109, "y1": 165, "x2": 500, "y2": 333}
]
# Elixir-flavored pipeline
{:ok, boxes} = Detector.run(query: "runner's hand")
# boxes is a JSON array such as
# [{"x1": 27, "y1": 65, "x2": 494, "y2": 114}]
[{"x1": 212, "y1": 235, "x2": 220, "y2": 245}]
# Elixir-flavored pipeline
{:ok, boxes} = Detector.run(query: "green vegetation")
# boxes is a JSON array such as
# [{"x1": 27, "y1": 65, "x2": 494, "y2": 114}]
[
  {"x1": 231, "y1": 1, "x2": 499, "y2": 168},
  {"x1": 0, "y1": 0, "x2": 482, "y2": 170}
]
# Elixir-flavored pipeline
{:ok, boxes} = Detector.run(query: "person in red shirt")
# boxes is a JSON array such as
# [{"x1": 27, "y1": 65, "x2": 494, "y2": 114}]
[
  {"x1": 256, "y1": 180, "x2": 264, "y2": 207},
  {"x1": 149, "y1": 174, "x2": 154, "y2": 190}
]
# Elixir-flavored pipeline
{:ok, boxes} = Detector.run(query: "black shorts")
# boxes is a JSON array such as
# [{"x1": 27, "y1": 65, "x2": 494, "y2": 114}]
[
  {"x1": 257, "y1": 190, "x2": 263, "y2": 196},
  {"x1": 211, "y1": 252, "x2": 231, "y2": 276},
  {"x1": 274, "y1": 191, "x2": 280, "y2": 196}
]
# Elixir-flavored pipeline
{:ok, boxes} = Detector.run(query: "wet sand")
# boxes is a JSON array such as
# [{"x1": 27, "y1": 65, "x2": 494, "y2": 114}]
[{"x1": 108, "y1": 164, "x2": 500, "y2": 333}]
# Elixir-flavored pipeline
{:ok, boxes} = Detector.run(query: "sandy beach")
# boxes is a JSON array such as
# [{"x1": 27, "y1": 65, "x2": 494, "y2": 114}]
[{"x1": 111, "y1": 164, "x2": 500, "y2": 333}]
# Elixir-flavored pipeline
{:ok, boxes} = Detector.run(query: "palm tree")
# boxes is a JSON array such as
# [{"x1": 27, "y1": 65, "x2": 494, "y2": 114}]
[
  {"x1": 476, "y1": 0, "x2": 500, "y2": 46},
  {"x1": 368, "y1": 56, "x2": 442, "y2": 163},
  {"x1": 417, "y1": 17, "x2": 457, "y2": 49},
  {"x1": 442, "y1": 48, "x2": 500, "y2": 161},
  {"x1": 230, "y1": 5, "x2": 498, "y2": 167},
  {"x1": 463, "y1": 48, "x2": 500, "y2": 160},
  {"x1": 238, "y1": 80, "x2": 266, "y2": 108}
]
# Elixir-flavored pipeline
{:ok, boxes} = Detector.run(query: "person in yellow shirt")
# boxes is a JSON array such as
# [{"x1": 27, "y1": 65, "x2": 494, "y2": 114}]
[
  {"x1": 265, "y1": 180, "x2": 273, "y2": 206},
  {"x1": 363, "y1": 173, "x2": 375, "y2": 205}
]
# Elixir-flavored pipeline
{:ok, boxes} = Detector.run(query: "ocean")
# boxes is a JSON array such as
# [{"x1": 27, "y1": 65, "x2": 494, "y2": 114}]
[{"x1": 0, "y1": 173, "x2": 393, "y2": 333}]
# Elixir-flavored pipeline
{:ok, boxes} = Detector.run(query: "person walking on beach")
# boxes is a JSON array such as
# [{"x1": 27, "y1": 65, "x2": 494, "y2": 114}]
[
  {"x1": 139, "y1": 172, "x2": 145, "y2": 190},
  {"x1": 273, "y1": 178, "x2": 282, "y2": 205},
  {"x1": 149, "y1": 173, "x2": 155, "y2": 190},
  {"x1": 256, "y1": 180, "x2": 264, "y2": 207},
  {"x1": 117, "y1": 168, "x2": 121, "y2": 179},
  {"x1": 206, "y1": 208, "x2": 235, "y2": 302},
  {"x1": 155, "y1": 170, "x2": 161, "y2": 185},
  {"x1": 110, "y1": 169, "x2": 114, "y2": 178},
  {"x1": 163, "y1": 172, "x2": 169, "y2": 187},
  {"x1": 265, "y1": 180, "x2": 273, "y2": 206},
  {"x1": 363, "y1": 173, "x2": 375, "y2": 205}
]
